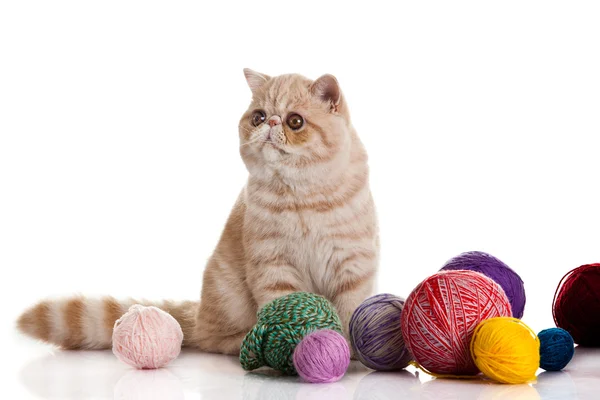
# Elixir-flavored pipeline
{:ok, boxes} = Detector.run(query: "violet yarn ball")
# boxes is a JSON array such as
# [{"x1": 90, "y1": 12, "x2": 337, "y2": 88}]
[
  {"x1": 349, "y1": 294, "x2": 412, "y2": 371},
  {"x1": 441, "y1": 251, "x2": 526, "y2": 318},
  {"x1": 292, "y1": 329, "x2": 350, "y2": 383},
  {"x1": 112, "y1": 305, "x2": 183, "y2": 369}
]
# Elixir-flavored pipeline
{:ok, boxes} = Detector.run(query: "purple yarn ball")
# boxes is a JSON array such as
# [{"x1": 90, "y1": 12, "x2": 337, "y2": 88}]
[
  {"x1": 349, "y1": 294, "x2": 412, "y2": 371},
  {"x1": 440, "y1": 251, "x2": 526, "y2": 318},
  {"x1": 292, "y1": 329, "x2": 350, "y2": 384}
]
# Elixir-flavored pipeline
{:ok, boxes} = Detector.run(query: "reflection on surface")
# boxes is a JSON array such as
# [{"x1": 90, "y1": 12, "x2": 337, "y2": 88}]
[
  {"x1": 420, "y1": 377, "x2": 489, "y2": 400},
  {"x1": 243, "y1": 372, "x2": 348, "y2": 400},
  {"x1": 16, "y1": 347, "x2": 600, "y2": 399},
  {"x1": 535, "y1": 371, "x2": 577, "y2": 400},
  {"x1": 114, "y1": 369, "x2": 184, "y2": 400},
  {"x1": 354, "y1": 371, "x2": 420, "y2": 399},
  {"x1": 568, "y1": 347, "x2": 600, "y2": 372},
  {"x1": 354, "y1": 371, "x2": 540, "y2": 400},
  {"x1": 477, "y1": 383, "x2": 540, "y2": 400},
  {"x1": 20, "y1": 350, "x2": 126, "y2": 399}
]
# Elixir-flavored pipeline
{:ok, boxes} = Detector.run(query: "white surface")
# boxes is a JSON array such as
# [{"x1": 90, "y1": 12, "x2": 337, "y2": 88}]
[
  {"x1": 1, "y1": 0, "x2": 600, "y2": 398},
  {"x1": 6, "y1": 334, "x2": 600, "y2": 399}
]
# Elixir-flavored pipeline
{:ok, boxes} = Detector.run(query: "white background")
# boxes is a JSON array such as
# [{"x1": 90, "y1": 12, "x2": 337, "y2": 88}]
[{"x1": 1, "y1": 1, "x2": 599, "y2": 398}]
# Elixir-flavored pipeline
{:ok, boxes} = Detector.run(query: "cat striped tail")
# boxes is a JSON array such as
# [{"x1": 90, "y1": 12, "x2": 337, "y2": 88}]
[{"x1": 17, "y1": 296, "x2": 198, "y2": 350}]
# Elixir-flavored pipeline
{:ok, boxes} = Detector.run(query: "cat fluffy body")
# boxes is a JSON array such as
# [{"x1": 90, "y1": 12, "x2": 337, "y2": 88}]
[{"x1": 17, "y1": 70, "x2": 379, "y2": 354}]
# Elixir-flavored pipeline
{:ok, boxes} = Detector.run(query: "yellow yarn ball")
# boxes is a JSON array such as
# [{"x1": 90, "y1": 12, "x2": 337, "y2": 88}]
[{"x1": 470, "y1": 317, "x2": 540, "y2": 384}]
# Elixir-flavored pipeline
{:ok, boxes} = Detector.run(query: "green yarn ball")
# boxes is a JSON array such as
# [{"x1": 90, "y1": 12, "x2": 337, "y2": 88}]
[{"x1": 239, "y1": 292, "x2": 343, "y2": 375}]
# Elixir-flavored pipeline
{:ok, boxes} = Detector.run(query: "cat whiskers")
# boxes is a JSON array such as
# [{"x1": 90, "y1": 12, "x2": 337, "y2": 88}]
[
  {"x1": 240, "y1": 136, "x2": 269, "y2": 148},
  {"x1": 238, "y1": 125, "x2": 255, "y2": 134},
  {"x1": 239, "y1": 125, "x2": 287, "y2": 153}
]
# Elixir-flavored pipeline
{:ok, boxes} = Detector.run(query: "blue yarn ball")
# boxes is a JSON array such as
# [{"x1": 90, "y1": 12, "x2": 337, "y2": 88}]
[{"x1": 538, "y1": 328, "x2": 575, "y2": 371}]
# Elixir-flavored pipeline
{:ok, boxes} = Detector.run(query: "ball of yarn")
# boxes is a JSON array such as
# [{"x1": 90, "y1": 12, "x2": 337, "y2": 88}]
[
  {"x1": 401, "y1": 270, "x2": 512, "y2": 375},
  {"x1": 553, "y1": 263, "x2": 600, "y2": 346},
  {"x1": 538, "y1": 328, "x2": 575, "y2": 371},
  {"x1": 349, "y1": 293, "x2": 411, "y2": 371},
  {"x1": 112, "y1": 305, "x2": 183, "y2": 369},
  {"x1": 441, "y1": 251, "x2": 526, "y2": 318},
  {"x1": 293, "y1": 329, "x2": 350, "y2": 383},
  {"x1": 470, "y1": 317, "x2": 540, "y2": 384},
  {"x1": 239, "y1": 292, "x2": 343, "y2": 375}
]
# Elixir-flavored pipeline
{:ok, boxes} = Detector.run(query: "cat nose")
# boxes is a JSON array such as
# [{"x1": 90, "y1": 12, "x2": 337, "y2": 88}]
[{"x1": 268, "y1": 116, "x2": 282, "y2": 127}]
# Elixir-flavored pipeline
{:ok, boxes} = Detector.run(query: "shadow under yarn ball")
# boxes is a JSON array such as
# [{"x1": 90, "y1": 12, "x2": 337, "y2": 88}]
[
  {"x1": 239, "y1": 292, "x2": 343, "y2": 375},
  {"x1": 441, "y1": 251, "x2": 526, "y2": 318},
  {"x1": 553, "y1": 263, "x2": 600, "y2": 346},
  {"x1": 349, "y1": 294, "x2": 412, "y2": 371}
]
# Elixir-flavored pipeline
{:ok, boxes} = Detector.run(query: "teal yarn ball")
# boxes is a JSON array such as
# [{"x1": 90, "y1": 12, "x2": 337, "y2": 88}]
[
  {"x1": 239, "y1": 292, "x2": 343, "y2": 375},
  {"x1": 538, "y1": 328, "x2": 575, "y2": 371}
]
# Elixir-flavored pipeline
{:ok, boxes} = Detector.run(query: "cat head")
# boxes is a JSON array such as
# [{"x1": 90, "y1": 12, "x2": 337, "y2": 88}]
[{"x1": 239, "y1": 69, "x2": 354, "y2": 181}]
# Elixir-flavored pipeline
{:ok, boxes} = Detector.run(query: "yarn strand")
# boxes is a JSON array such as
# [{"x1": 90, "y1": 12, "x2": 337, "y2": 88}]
[
  {"x1": 239, "y1": 292, "x2": 343, "y2": 375},
  {"x1": 240, "y1": 325, "x2": 267, "y2": 371}
]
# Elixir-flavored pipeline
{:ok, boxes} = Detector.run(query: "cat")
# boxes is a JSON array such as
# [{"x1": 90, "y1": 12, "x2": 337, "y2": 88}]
[{"x1": 17, "y1": 69, "x2": 379, "y2": 354}]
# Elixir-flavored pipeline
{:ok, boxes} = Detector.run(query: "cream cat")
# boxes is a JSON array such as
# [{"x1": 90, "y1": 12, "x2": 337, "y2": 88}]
[{"x1": 18, "y1": 69, "x2": 379, "y2": 354}]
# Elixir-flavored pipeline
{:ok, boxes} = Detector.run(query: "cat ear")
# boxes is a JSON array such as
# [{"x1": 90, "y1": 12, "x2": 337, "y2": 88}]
[
  {"x1": 310, "y1": 74, "x2": 341, "y2": 112},
  {"x1": 243, "y1": 68, "x2": 270, "y2": 93}
]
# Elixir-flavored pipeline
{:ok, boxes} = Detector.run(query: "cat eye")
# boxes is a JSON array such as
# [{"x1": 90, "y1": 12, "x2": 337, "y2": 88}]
[
  {"x1": 286, "y1": 114, "x2": 304, "y2": 130},
  {"x1": 251, "y1": 110, "x2": 266, "y2": 127}
]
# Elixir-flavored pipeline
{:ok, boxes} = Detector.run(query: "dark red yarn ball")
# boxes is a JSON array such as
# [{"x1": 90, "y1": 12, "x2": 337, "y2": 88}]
[{"x1": 553, "y1": 263, "x2": 600, "y2": 346}]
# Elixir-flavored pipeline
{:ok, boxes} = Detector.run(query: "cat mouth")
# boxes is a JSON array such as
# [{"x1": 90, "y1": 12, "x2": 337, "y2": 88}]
[
  {"x1": 262, "y1": 140, "x2": 281, "y2": 149},
  {"x1": 262, "y1": 141, "x2": 288, "y2": 156}
]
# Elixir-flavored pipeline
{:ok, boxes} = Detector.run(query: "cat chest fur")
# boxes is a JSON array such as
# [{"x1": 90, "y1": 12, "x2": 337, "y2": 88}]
[{"x1": 243, "y1": 187, "x2": 377, "y2": 295}]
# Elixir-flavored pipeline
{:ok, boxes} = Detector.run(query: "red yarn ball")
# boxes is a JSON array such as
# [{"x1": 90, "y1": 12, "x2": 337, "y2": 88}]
[
  {"x1": 553, "y1": 263, "x2": 600, "y2": 346},
  {"x1": 401, "y1": 270, "x2": 513, "y2": 375}
]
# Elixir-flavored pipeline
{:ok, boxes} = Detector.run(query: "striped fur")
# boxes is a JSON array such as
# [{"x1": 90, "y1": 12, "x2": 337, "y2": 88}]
[
  {"x1": 17, "y1": 70, "x2": 379, "y2": 354},
  {"x1": 17, "y1": 297, "x2": 198, "y2": 349}
]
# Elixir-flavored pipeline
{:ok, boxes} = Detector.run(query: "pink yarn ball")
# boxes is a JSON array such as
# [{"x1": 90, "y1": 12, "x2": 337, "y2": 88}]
[
  {"x1": 293, "y1": 329, "x2": 350, "y2": 384},
  {"x1": 401, "y1": 270, "x2": 513, "y2": 375},
  {"x1": 112, "y1": 305, "x2": 183, "y2": 369}
]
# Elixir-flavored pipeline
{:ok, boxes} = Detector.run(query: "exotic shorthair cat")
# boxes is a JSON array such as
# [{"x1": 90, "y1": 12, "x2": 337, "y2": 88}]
[{"x1": 18, "y1": 69, "x2": 379, "y2": 354}]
